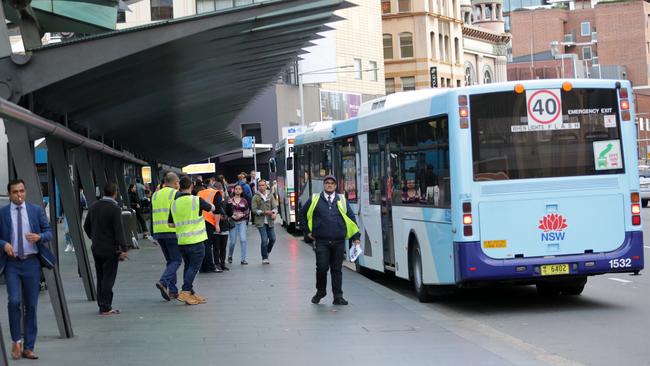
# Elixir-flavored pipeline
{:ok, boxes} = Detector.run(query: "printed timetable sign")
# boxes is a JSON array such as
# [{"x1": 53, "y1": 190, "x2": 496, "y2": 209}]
[{"x1": 527, "y1": 89, "x2": 562, "y2": 128}]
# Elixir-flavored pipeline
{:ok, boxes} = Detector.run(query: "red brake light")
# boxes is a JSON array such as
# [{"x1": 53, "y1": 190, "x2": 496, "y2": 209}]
[
  {"x1": 632, "y1": 215, "x2": 641, "y2": 225},
  {"x1": 632, "y1": 204, "x2": 641, "y2": 215},
  {"x1": 619, "y1": 87, "x2": 628, "y2": 99}
]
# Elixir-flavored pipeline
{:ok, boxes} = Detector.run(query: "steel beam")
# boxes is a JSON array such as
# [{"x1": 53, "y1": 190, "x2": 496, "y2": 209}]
[
  {"x1": 73, "y1": 148, "x2": 98, "y2": 208},
  {"x1": 4, "y1": 119, "x2": 73, "y2": 338},
  {"x1": 46, "y1": 136, "x2": 96, "y2": 301}
]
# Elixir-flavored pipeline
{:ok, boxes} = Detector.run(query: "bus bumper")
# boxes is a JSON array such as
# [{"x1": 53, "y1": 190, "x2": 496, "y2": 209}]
[{"x1": 454, "y1": 231, "x2": 644, "y2": 283}]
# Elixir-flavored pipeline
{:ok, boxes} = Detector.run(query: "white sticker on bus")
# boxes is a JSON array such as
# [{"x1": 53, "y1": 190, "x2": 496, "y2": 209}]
[
  {"x1": 511, "y1": 123, "x2": 580, "y2": 133},
  {"x1": 526, "y1": 89, "x2": 563, "y2": 127},
  {"x1": 604, "y1": 115, "x2": 617, "y2": 128},
  {"x1": 593, "y1": 139, "x2": 622, "y2": 170}
]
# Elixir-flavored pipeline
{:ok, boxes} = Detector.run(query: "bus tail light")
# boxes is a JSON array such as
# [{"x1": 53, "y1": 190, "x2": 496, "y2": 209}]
[
  {"x1": 459, "y1": 95, "x2": 469, "y2": 129},
  {"x1": 462, "y1": 202, "x2": 473, "y2": 236},
  {"x1": 289, "y1": 192, "x2": 295, "y2": 209},
  {"x1": 619, "y1": 88, "x2": 631, "y2": 121},
  {"x1": 631, "y1": 192, "x2": 641, "y2": 225}
]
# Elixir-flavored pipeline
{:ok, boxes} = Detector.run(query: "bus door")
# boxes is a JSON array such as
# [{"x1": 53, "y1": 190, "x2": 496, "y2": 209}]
[{"x1": 379, "y1": 131, "x2": 396, "y2": 267}]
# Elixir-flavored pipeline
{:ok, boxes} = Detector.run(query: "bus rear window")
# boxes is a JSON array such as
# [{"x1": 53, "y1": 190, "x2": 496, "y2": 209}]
[{"x1": 470, "y1": 88, "x2": 624, "y2": 181}]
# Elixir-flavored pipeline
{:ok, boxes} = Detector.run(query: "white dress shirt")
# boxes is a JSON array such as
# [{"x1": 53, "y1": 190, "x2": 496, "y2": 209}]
[{"x1": 10, "y1": 202, "x2": 38, "y2": 256}]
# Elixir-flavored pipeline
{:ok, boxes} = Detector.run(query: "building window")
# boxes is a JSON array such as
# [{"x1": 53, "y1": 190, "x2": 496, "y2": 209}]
[
  {"x1": 581, "y1": 22, "x2": 591, "y2": 36},
  {"x1": 402, "y1": 76, "x2": 416, "y2": 91},
  {"x1": 241, "y1": 123, "x2": 262, "y2": 143},
  {"x1": 117, "y1": 9, "x2": 126, "y2": 23},
  {"x1": 354, "y1": 58, "x2": 362, "y2": 80},
  {"x1": 386, "y1": 78, "x2": 396, "y2": 94},
  {"x1": 369, "y1": 61, "x2": 378, "y2": 81},
  {"x1": 456, "y1": 80, "x2": 461, "y2": 87},
  {"x1": 483, "y1": 70, "x2": 492, "y2": 84},
  {"x1": 485, "y1": 6, "x2": 491, "y2": 20},
  {"x1": 582, "y1": 46, "x2": 592, "y2": 60},
  {"x1": 398, "y1": 0, "x2": 411, "y2": 12},
  {"x1": 454, "y1": 37, "x2": 460, "y2": 64},
  {"x1": 444, "y1": 35, "x2": 450, "y2": 62},
  {"x1": 464, "y1": 62, "x2": 475, "y2": 85},
  {"x1": 383, "y1": 34, "x2": 393, "y2": 59},
  {"x1": 151, "y1": 0, "x2": 173, "y2": 20},
  {"x1": 382, "y1": 0, "x2": 391, "y2": 14},
  {"x1": 400, "y1": 32, "x2": 414, "y2": 58},
  {"x1": 430, "y1": 32, "x2": 436, "y2": 59}
]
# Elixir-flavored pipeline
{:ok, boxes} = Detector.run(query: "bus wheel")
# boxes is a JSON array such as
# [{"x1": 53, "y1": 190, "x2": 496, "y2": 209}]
[
  {"x1": 560, "y1": 277, "x2": 587, "y2": 296},
  {"x1": 411, "y1": 245, "x2": 433, "y2": 302},
  {"x1": 287, "y1": 223, "x2": 296, "y2": 233}
]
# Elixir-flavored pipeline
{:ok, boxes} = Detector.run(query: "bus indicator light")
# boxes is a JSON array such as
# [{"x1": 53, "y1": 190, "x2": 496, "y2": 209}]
[
  {"x1": 621, "y1": 110, "x2": 631, "y2": 121},
  {"x1": 289, "y1": 192, "x2": 295, "y2": 209},
  {"x1": 620, "y1": 99, "x2": 629, "y2": 110},
  {"x1": 561, "y1": 82, "x2": 573, "y2": 92},
  {"x1": 459, "y1": 107, "x2": 469, "y2": 118},
  {"x1": 460, "y1": 118, "x2": 469, "y2": 129},
  {"x1": 514, "y1": 84, "x2": 525, "y2": 94},
  {"x1": 631, "y1": 192, "x2": 640, "y2": 203}
]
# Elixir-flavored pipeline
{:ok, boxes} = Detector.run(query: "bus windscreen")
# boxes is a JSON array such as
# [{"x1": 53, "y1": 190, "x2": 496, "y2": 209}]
[{"x1": 470, "y1": 88, "x2": 624, "y2": 181}]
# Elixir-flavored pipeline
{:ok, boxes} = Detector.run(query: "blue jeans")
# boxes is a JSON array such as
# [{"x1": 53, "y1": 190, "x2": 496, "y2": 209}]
[
  {"x1": 5, "y1": 256, "x2": 41, "y2": 350},
  {"x1": 228, "y1": 221, "x2": 247, "y2": 261},
  {"x1": 179, "y1": 243, "x2": 205, "y2": 292},
  {"x1": 157, "y1": 237, "x2": 182, "y2": 294},
  {"x1": 258, "y1": 224, "x2": 276, "y2": 259}
]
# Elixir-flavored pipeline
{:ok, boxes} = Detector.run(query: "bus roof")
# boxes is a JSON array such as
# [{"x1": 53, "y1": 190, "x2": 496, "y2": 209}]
[
  {"x1": 333, "y1": 79, "x2": 631, "y2": 139},
  {"x1": 293, "y1": 120, "x2": 339, "y2": 146}
]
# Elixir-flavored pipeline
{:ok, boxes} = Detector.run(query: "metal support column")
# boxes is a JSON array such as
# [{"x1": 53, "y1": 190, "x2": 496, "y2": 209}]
[
  {"x1": 47, "y1": 137, "x2": 96, "y2": 301},
  {"x1": 90, "y1": 151, "x2": 108, "y2": 199},
  {"x1": 74, "y1": 148, "x2": 98, "y2": 208},
  {"x1": 4, "y1": 119, "x2": 73, "y2": 338},
  {"x1": 115, "y1": 159, "x2": 129, "y2": 208}
]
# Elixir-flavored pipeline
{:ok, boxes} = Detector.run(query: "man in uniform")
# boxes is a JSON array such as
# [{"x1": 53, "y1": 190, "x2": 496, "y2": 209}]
[
  {"x1": 152, "y1": 173, "x2": 181, "y2": 301},
  {"x1": 300, "y1": 175, "x2": 360, "y2": 305}
]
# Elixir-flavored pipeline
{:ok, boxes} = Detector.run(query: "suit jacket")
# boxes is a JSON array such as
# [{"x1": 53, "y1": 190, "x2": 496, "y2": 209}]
[
  {"x1": 0, "y1": 202, "x2": 54, "y2": 274},
  {"x1": 84, "y1": 198, "x2": 127, "y2": 257}
]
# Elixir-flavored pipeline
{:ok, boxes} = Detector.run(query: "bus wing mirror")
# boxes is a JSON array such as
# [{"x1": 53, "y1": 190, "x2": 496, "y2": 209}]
[{"x1": 286, "y1": 157, "x2": 294, "y2": 171}]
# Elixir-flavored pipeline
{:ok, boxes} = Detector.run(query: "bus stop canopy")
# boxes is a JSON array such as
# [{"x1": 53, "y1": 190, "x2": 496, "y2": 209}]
[{"x1": 10, "y1": 0, "x2": 350, "y2": 165}]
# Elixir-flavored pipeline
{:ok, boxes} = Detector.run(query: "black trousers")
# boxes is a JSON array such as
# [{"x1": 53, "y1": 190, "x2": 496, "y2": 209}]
[
  {"x1": 93, "y1": 252, "x2": 120, "y2": 313},
  {"x1": 201, "y1": 224, "x2": 218, "y2": 272},
  {"x1": 214, "y1": 234, "x2": 229, "y2": 269},
  {"x1": 315, "y1": 239, "x2": 345, "y2": 298},
  {"x1": 133, "y1": 206, "x2": 148, "y2": 234}
]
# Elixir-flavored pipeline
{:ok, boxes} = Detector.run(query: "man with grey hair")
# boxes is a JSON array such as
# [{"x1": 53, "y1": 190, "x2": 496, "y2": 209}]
[{"x1": 152, "y1": 172, "x2": 182, "y2": 301}]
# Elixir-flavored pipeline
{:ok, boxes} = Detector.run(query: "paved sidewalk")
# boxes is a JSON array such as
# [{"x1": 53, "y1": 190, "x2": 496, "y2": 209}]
[{"x1": 0, "y1": 224, "x2": 549, "y2": 366}]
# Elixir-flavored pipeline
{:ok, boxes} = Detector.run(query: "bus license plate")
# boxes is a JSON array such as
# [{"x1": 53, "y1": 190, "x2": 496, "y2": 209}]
[{"x1": 540, "y1": 264, "x2": 570, "y2": 276}]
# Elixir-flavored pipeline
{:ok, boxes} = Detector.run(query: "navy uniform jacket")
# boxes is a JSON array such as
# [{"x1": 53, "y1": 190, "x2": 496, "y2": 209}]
[{"x1": 299, "y1": 192, "x2": 361, "y2": 242}]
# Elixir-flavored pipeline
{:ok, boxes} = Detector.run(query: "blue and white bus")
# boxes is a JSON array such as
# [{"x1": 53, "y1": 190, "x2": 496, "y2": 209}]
[{"x1": 297, "y1": 79, "x2": 644, "y2": 301}]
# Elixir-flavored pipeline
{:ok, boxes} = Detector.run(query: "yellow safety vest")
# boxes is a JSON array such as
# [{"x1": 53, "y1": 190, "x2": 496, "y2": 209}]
[
  {"x1": 171, "y1": 195, "x2": 208, "y2": 245},
  {"x1": 151, "y1": 187, "x2": 177, "y2": 234},
  {"x1": 306, "y1": 193, "x2": 359, "y2": 240}
]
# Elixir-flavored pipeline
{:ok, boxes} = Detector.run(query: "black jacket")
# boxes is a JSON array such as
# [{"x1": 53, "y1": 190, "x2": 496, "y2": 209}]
[
  {"x1": 299, "y1": 192, "x2": 361, "y2": 241},
  {"x1": 84, "y1": 198, "x2": 128, "y2": 256}
]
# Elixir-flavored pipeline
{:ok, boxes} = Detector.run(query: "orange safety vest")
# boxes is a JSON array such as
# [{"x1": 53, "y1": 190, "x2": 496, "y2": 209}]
[{"x1": 197, "y1": 188, "x2": 218, "y2": 227}]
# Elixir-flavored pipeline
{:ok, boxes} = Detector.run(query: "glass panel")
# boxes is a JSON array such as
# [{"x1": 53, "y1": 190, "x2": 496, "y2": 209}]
[
  {"x1": 386, "y1": 78, "x2": 395, "y2": 94},
  {"x1": 471, "y1": 88, "x2": 624, "y2": 181},
  {"x1": 400, "y1": 32, "x2": 413, "y2": 58},
  {"x1": 402, "y1": 76, "x2": 416, "y2": 91},
  {"x1": 383, "y1": 34, "x2": 393, "y2": 59}
]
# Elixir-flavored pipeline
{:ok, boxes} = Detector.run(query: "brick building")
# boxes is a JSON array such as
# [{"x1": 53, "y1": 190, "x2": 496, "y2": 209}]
[{"x1": 509, "y1": 0, "x2": 650, "y2": 86}]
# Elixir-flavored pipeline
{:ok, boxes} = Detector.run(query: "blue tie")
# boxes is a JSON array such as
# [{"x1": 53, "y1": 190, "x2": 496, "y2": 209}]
[{"x1": 16, "y1": 206, "x2": 24, "y2": 259}]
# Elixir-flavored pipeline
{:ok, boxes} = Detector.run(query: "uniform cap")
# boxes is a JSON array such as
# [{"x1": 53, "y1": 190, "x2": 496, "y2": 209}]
[{"x1": 323, "y1": 174, "x2": 337, "y2": 183}]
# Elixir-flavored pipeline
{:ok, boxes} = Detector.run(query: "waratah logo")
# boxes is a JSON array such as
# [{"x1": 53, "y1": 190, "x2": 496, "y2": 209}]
[{"x1": 538, "y1": 213, "x2": 568, "y2": 241}]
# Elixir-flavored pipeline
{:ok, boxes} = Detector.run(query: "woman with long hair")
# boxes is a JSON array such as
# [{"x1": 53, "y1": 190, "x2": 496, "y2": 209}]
[
  {"x1": 128, "y1": 183, "x2": 149, "y2": 239},
  {"x1": 213, "y1": 182, "x2": 233, "y2": 271},
  {"x1": 227, "y1": 184, "x2": 249, "y2": 265}
]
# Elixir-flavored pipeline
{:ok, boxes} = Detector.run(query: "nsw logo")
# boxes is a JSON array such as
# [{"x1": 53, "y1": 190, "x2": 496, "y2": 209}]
[{"x1": 538, "y1": 213, "x2": 568, "y2": 241}]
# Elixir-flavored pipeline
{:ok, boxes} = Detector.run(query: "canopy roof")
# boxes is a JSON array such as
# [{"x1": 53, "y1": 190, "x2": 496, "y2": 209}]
[{"x1": 23, "y1": 0, "x2": 350, "y2": 165}]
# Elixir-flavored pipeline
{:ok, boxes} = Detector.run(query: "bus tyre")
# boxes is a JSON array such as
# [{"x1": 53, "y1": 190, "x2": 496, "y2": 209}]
[
  {"x1": 287, "y1": 222, "x2": 296, "y2": 234},
  {"x1": 536, "y1": 283, "x2": 561, "y2": 297},
  {"x1": 411, "y1": 245, "x2": 433, "y2": 302}
]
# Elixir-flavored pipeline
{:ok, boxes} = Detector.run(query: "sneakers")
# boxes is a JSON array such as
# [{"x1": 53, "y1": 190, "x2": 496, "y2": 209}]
[
  {"x1": 333, "y1": 297, "x2": 349, "y2": 305},
  {"x1": 155, "y1": 282, "x2": 170, "y2": 301},
  {"x1": 262, "y1": 259, "x2": 270, "y2": 264},
  {"x1": 241, "y1": 260, "x2": 248, "y2": 265},
  {"x1": 177, "y1": 291, "x2": 200, "y2": 305},
  {"x1": 213, "y1": 267, "x2": 223, "y2": 273},
  {"x1": 221, "y1": 265, "x2": 230, "y2": 271},
  {"x1": 227, "y1": 257, "x2": 233, "y2": 264},
  {"x1": 311, "y1": 292, "x2": 326, "y2": 304},
  {"x1": 191, "y1": 292, "x2": 207, "y2": 304},
  {"x1": 64, "y1": 244, "x2": 74, "y2": 252}
]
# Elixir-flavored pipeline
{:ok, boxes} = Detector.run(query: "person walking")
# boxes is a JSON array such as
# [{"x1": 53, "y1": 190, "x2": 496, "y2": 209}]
[
  {"x1": 227, "y1": 184, "x2": 249, "y2": 265},
  {"x1": 299, "y1": 175, "x2": 360, "y2": 306},
  {"x1": 83, "y1": 183, "x2": 129, "y2": 316},
  {"x1": 236, "y1": 172, "x2": 253, "y2": 208},
  {"x1": 169, "y1": 175, "x2": 215, "y2": 305},
  {"x1": 152, "y1": 172, "x2": 181, "y2": 301},
  {"x1": 128, "y1": 184, "x2": 149, "y2": 239},
  {"x1": 196, "y1": 183, "x2": 222, "y2": 273},
  {"x1": 213, "y1": 182, "x2": 232, "y2": 271},
  {"x1": 251, "y1": 179, "x2": 277, "y2": 264},
  {"x1": 0, "y1": 179, "x2": 55, "y2": 360}
]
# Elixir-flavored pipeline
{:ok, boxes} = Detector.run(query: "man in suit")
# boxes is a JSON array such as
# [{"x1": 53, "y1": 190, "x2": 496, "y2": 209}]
[
  {"x1": 300, "y1": 175, "x2": 360, "y2": 305},
  {"x1": 84, "y1": 182, "x2": 129, "y2": 316},
  {"x1": 0, "y1": 179, "x2": 52, "y2": 360}
]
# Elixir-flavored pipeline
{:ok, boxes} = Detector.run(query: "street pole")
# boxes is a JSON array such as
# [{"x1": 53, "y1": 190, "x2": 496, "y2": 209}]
[
  {"x1": 252, "y1": 136, "x2": 258, "y2": 179},
  {"x1": 299, "y1": 73, "x2": 305, "y2": 126}
]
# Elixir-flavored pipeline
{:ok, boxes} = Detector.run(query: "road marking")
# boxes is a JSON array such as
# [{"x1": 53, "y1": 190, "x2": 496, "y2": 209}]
[{"x1": 608, "y1": 278, "x2": 632, "y2": 283}]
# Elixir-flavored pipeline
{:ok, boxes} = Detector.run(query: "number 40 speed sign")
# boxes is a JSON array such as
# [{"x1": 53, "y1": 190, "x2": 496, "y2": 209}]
[{"x1": 526, "y1": 89, "x2": 562, "y2": 127}]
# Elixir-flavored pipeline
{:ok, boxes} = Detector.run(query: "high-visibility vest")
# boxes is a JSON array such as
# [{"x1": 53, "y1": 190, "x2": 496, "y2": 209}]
[
  {"x1": 306, "y1": 193, "x2": 359, "y2": 240},
  {"x1": 197, "y1": 188, "x2": 218, "y2": 227},
  {"x1": 151, "y1": 187, "x2": 177, "y2": 234},
  {"x1": 171, "y1": 195, "x2": 208, "y2": 245}
]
